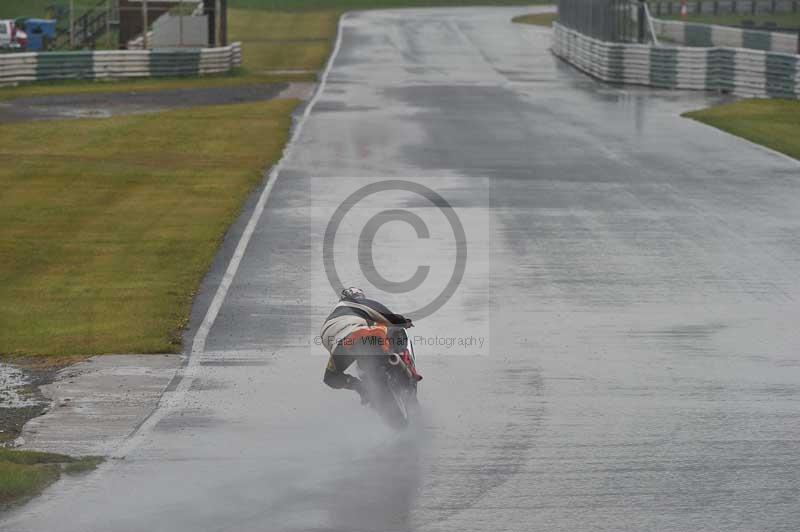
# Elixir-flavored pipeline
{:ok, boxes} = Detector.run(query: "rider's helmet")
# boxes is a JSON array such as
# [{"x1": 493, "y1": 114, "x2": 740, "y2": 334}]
[{"x1": 340, "y1": 287, "x2": 365, "y2": 301}]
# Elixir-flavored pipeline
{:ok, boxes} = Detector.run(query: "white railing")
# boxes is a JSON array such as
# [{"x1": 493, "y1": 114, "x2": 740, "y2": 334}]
[
  {"x1": 0, "y1": 42, "x2": 242, "y2": 84},
  {"x1": 552, "y1": 23, "x2": 799, "y2": 98},
  {"x1": 650, "y1": 17, "x2": 799, "y2": 54}
]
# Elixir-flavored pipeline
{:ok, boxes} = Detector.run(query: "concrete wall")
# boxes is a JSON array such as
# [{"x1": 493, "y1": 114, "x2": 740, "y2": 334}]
[{"x1": 152, "y1": 15, "x2": 209, "y2": 48}]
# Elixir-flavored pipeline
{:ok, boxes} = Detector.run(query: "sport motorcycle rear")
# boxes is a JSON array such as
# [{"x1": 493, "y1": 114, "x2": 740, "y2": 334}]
[{"x1": 357, "y1": 327, "x2": 422, "y2": 429}]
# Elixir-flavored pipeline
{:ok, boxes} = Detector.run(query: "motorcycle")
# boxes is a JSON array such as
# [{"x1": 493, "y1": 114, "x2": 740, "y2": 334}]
[{"x1": 357, "y1": 326, "x2": 422, "y2": 429}]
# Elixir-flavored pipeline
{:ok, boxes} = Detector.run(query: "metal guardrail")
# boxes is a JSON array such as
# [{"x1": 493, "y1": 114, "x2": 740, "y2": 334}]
[
  {"x1": 552, "y1": 22, "x2": 799, "y2": 98},
  {"x1": 652, "y1": 0, "x2": 800, "y2": 16},
  {"x1": 0, "y1": 42, "x2": 241, "y2": 84},
  {"x1": 651, "y1": 17, "x2": 800, "y2": 53}
]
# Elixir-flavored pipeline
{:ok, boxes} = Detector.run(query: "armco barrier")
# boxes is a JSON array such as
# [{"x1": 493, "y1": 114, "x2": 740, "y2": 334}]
[
  {"x1": 653, "y1": 0, "x2": 800, "y2": 16},
  {"x1": 651, "y1": 17, "x2": 799, "y2": 53},
  {"x1": 552, "y1": 23, "x2": 799, "y2": 98},
  {"x1": 0, "y1": 42, "x2": 242, "y2": 84}
]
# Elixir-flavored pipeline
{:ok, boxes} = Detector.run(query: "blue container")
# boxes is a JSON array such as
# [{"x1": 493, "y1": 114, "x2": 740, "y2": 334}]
[{"x1": 23, "y1": 19, "x2": 56, "y2": 51}]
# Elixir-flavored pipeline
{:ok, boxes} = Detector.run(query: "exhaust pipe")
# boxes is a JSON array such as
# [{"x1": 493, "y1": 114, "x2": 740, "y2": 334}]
[{"x1": 387, "y1": 353, "x2": 415, "y2": 381}]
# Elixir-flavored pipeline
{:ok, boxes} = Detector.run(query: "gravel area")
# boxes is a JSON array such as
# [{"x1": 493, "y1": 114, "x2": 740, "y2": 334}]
[{"x1": 0, "y1": 362, "x2": 59, "y2": 445}]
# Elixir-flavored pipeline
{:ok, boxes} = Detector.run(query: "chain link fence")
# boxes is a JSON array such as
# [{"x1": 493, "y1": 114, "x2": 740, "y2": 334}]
[{"x1": 557, "y1": 0, "x2": 639, "y2": 42}]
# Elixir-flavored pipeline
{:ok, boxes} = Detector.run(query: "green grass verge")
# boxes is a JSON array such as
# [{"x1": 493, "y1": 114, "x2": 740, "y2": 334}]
[
  {"x1": 0, "y1": 449, "x2": 71, "y2": 465},
  {"x1": 661, "y1": 12, "x2": 800, "y2": 30},
  {"x1": 511, "y1": 12, "x2": 556, "y2": 26},
  {"x1": 0, "y1": 99, "x2": 297, "y2": 356},
  {"x1": 0, "y1": 462, "x2": 60, "y2": 507},
  {"x1": 230, "y1": 9, "x2": 341, "y2": 74},
  {"x1": 683, "y1": 99, "x2": 800, "y2": 161},
  {"x1": 63, "y1": 456, "x2": 104, "y2": 474},
  {"x1": 0, "y1": 448, "x2": 104, "y2": 507},
  {"x1": 0, "y1": 0, "x2": 63, "y2": 19}
]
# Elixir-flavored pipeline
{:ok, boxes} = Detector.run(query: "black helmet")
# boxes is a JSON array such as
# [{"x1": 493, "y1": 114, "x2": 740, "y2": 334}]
[{"x1": 340, "y1": 287, "x2": 365, "y2": 301}]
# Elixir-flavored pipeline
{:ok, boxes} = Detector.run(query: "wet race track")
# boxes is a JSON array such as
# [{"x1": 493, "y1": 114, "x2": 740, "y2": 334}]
[{"x1": 4, "y1": 7, "x2": 800, "y2": 532}]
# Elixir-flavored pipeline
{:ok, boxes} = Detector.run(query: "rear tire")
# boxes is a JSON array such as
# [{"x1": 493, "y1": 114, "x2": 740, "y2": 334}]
[{"x1": 374, "y1": 375, "x2": 410, "y2": 430}]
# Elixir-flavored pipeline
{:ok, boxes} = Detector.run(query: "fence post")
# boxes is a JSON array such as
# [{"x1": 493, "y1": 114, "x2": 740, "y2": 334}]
[
  {"x1": 106, "y1": 0, "x2": 111, "y2": 48},
  {"x1": 69, "y1": 0, "x2": 74, "y2": 47},
  {"x1": 220, "y1": 0, "x2": 227, "y2": 46},
  {"x1": 638, "y1": 0, "x2": 645, "y2": 42},
  {"x1": 204, "y1": 0, "x2": 216, "y2": 47},
  {"x1": 141, "y1": 0, "x2": 148, "y2": 49}
]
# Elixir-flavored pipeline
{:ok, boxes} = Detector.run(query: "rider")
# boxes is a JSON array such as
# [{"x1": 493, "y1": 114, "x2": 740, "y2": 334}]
[{"x1": 320, "y1": 287, "x2": 413, "y2": 403}]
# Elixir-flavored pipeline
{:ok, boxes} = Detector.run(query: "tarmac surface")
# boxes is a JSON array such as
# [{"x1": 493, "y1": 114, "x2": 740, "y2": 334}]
[
  {"x1": 0, "y1": 83, "x2": 314, "y2": 122},
  {"x1": 4, "y1": 6, "x2": 800, "y2": 532},
  {"x1": 15, "y1": 355, "x2": 181, "y2": 456}
]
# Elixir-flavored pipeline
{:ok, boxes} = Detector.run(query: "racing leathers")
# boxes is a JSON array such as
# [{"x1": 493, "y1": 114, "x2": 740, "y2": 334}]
[{"x1": 320, "y1": 296, "x2": 412, "y2": 398}]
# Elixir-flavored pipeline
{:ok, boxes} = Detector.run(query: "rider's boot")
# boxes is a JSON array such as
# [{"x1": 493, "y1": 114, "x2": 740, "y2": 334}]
[{"x1": 344, "y1": 375, "x2": 369, "y2": 405}]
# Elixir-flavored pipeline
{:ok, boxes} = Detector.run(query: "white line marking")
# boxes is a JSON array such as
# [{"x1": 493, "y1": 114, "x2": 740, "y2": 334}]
[{"x1": 112, "y1": 14, "x2": 349, "y2": 459}]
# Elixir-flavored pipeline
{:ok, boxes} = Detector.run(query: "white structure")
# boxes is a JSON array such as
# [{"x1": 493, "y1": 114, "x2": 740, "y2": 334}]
[
  {"x1": 126, "y1": 1, "x2": 206, "y2": 49},
  {"x1": 152, "y1": 14, "x2": 208, "y2": 48}
]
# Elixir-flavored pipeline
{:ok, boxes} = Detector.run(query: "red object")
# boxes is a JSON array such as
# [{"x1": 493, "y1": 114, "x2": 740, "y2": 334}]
[
  {"x1": 8, "y1": 21, "x2": 27, "y2": 48},
  {"x1": 400, "y1": 349, "x2": 423, "y2": 381}
]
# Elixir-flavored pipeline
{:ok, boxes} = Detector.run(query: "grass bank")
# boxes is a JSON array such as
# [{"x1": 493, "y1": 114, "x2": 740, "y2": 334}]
[
  {"x1": 0, "y1": 99, "x2": 297, "y2": 356},
  {"x1": 0, "y1": 0, "x2": 66, "y2": 19},
  {"x1": 0, "y1": 448, "x2": 102, "y2": 508},
  {"x1": 684, "y1": 99, "x2": 800, "y2": 161},
  {"x1": 511, "y1": 12, "x2": 556, "y2": 26},
  {"x1": 229, "y1": 9, "x2": 340, "y2": 75}
]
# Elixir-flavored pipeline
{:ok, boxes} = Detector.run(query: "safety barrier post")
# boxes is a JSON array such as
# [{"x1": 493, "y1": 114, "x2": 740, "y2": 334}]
[{"x1": 638, "y1": 0, "x2": 646, "y2": 42}]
